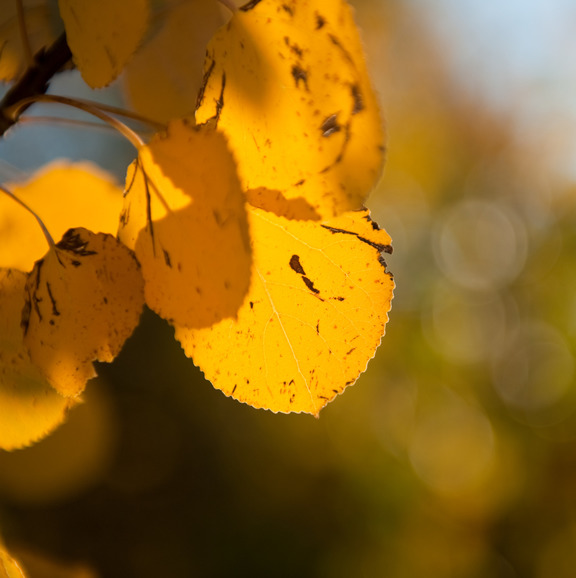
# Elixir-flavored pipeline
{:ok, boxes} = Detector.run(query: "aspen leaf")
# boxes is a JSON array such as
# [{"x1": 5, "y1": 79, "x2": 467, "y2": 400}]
[
  {"x1": 176, "y1": 205, "x2": 394, "y2": 416},
  {"x1": 0, "y1": 1, "x2": 57, "y2": 82},
  {"x1": 23, "y1": 228, "x2": 145, "y2": 397},
  {"x1": 0, "y1": 163, "x2": 124, "y2": 271},
  {"x1": 195, "y1": 0, "x2": 385, "y2": 219},
  {"x1": 118, "y1": 120, "x2": 251, "y2": 329},
  {"x1": 0, "y1": 269, "x2": 74, "y2": 452},
  {"x1": 0, "y1": 542, "x2": 26, "y2": 578},
  {"x1": 123, "y1": 0, "x2": 225, "y2": 123},
  {"x1": 58, "y1": 0, "x2": 150, "y2": 87}
]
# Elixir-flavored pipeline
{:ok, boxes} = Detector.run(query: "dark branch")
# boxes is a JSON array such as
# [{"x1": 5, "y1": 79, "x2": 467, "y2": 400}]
[{"x1": 0, "y1": 32, "x2": 72, "y2": 137}]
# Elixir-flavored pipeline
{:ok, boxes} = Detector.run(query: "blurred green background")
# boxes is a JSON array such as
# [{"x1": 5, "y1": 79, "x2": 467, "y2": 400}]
[{"x1": 1, "y1": 0, "x2": 576, "y2": 576}]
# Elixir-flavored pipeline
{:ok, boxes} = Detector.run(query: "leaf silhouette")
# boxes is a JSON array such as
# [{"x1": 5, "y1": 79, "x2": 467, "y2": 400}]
[
  {"x1": 0, "y1": 268, "x2": 75, "y2": 451},
  {"x1": 118, "y1": 120, "x2": 251, "y2": 329},
  {"x1": 196, "y1": 0, "x2": 385, "y2": 219},
  {"x1": 58, "y1": 0, "x2": 150, "y2": 87},
  {"x1": 23, "y1": 228, "x2": 145, "y2": 397},
  {"x1": 123, "y1": 0, "x2": 225, "y2": 123},
  {"x1": 176, "y1": 204, "x2": 394, "y2": 416}
]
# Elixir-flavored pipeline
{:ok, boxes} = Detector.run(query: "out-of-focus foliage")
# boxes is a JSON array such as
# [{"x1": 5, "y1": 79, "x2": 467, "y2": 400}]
[
  {"x1": 58, "y1": 0, "x2": 150, "y2": 88},
  {"x1": 1, "y1": 0, "x2": 576, "y2": 576}
]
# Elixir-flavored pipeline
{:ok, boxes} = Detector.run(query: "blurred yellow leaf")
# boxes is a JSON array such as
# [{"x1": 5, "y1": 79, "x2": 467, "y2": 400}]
[
  {"x1": 123, "y1": 0, "x2": 225, "y2": 123},
  {"x1": 195, "y1": 0, "x2": 385, "y2": 219},
  {"x1": 0, "y1": 269, "x2": 74, "y2": 451},
  {"x1": 0, "y1": 542, "x2": 26, "y2": 578},
  {"x1": 118, "y1": 120, "x2": 251, "y2": 329},
  {"x1": 23, "y1": 228, "x2": 145, "y2": 397},
  {"x1": 0, "y1": 1, "x2": 57, "y2": 82},
  {"x1": 0, "y1": 163, "x2": 124, "y2": 271},
  {"x1": 58, "y1": 0, "x2": 150, "y2": 87},
  {"x1": 176, "y1": 205, "x2": 394, "y2": 416}
]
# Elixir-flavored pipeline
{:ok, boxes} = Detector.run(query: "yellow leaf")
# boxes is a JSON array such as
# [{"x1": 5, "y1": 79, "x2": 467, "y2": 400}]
[
  {"x1": 0, "y1": 162, "x2": 124, "y2": 271},
  {"x1": 58, "y1": 0, "x2": 150, "y2": 88},
  {"x1": 0, "y1": 1, "x2": 57, "y2": 82},
  {"x1": 123, "y1": 0, "x2": 225, "y2": 123},
  {"x1": 0, "y1": 269, "x2": 74, "y2": 451},
  {"x1": 23, "y1": 228, "x2": 145, "y2": 397},
  {"x1": 195, "y1": 0, "x2": 385, "y2": 219},
  {"x1": 176, "y1": 204, "x2": 394, "y2": 416},
  {"x1": 118, "y1": 120, "x2": 251, "y2": 329},
  {"x1": 0, "y1": 542, "x2": 26, "y2": 578}
]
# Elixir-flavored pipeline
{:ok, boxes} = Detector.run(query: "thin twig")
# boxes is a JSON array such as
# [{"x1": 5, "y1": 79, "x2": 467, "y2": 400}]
[
  {"x1": 0, "y1": 32, "x2": 72, "y2": 136},
  {"x1": 6, "y1": 94, "x2": 146, "y2": 148},
  {"x1": 0, "y1": 183, "x2": 56, "y2": 249}
]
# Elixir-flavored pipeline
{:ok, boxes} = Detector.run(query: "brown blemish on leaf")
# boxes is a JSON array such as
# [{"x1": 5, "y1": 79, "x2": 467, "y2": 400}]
[
  {"x1": 289, "y1": 254, "x2": 305, "y2": 275},
  {"x1": 240, "y1": 0, "x2": 262, "y2": 11},
  {"x1": 321, "y1": 114, "x2": 341, "y2": 137},
  {"x1": 291, "y1": 64, "x2": 308, "y2": 90}
]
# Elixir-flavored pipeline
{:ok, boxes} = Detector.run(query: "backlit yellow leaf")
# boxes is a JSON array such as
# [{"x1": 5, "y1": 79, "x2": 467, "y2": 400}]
[
  {"x1": 0, "y1": 162, "x2": 124, "y2": 271},
  {"x1": 23, "y1": 228, "x2": 145, "y2": 397},
  {"x1": 118, "y1": 120, "x2": 251, "y2": 329},
  {"x1": 0, "y1": 1, "x2": 57, "y2": 82},
  {"x1": 0, "y1": 542, "x2": 26, "y2": 578},
  {"x1": 123, "y1": 0, "x2": 225, "y2": 123},
  {"x1": 195, "y1": 0, "x2": 385, "y2": 219},
  {"x1": 176, "y1": 204, "x2": 394, "y2": 416},
  {"x1": 0, "y1": 269, "x2": 74, "y2": 451},
  {"x1": 58, "y1": 0, "x2": 150, "y2": 88}
]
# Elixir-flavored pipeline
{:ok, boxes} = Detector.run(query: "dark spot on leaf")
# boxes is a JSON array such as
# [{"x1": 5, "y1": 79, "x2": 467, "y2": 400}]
[
  {"x1": 289, "y1": 254, "x2": 305, "y2": 275},
  {"x1": 232, "y1": 384, "x2": 237, "y2": 394},
  {"x1": 249, "y1": 301, "x2": 254, "y2": 309},
  {"x1": 163, "y1": 249, "x2": 172, "y2": 268},
  {"x1": 46, "y1": 283, "x2": 60, "y2": 317},
  {"x1": 321, "y1": 113, "x2": 341, "y2": 137},
  {"x1": 57, "y1": 229, "x2": 97, "y2": 257},
  {"x1": 294, "y1": 179, "x2": 305, "y2": 186},
  {"x1": 315, "y1": 13, "x2": 326, "y2": 29},
  {"x1": 302, "y1": 277, "x2": 319, "y2": 294},
  {"x1": 291, "y1": 65, "x2": 308, "y2": 90},
  {"x1": 351, "y1": 84, "x2": 364, "y2": 114},
  {"x1": 281, "y1": 3, "x2": 293, "y2": 16},
  {"x1": 240, "y1": 0, "x2": 262, "y2": 11},
  {"x1": 71, "y1": 260, "x2": 81, "y2": 267}
]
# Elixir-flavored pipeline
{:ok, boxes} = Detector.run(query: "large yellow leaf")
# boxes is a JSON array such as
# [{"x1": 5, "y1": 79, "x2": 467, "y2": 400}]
[
  {"x1": 0, "y1": 1, "x2": 57, "y2": 82},
  {"x1": 0, "y1": 162, "x2": 124, "y2": 271},
  {"x1": 0, "y1": 269, "x2": 74, "y2": 451},
  {"x1": 23, "y1": 228, "x2": 145, "y2": 397},
  {"x1": 58, "y1": 0, "x2": 150, "y2": 88},
  {"x1": 123, "y1": 0, "x2": 225, "y2": 123},
  {"x1": 176, "y1": 205, "x2": 394, "y2": 416},
  {"x1": 195, "y1": 0, "x2": 385, "y2": 219},
  {"x1": 118, "y1": 120, "x2": 251, "y2": 329},
  {"x1": 0, "y1": 542, "x2": 26, "y2": 578}
]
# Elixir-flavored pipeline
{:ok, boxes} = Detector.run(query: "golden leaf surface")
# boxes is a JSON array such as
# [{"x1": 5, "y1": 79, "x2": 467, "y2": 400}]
[
  {"x1": 0, "y1": 1, "x2": 57, "y2": 82},
  {"x1": 23, "y1": 228, "x2": 145, "y2": 397},
  {"x1": 0, "y1": 269, "x2": 74, "y2": 452},
  {"x1": 58, "y1": 0, "x2": 150, "y2": 87},
  {"x1": 176, "y1": 205, "x2": 394, "y2": 416},
  {"x1": 0, "y1": 163, "x2": 124, "y2": 271},
  {"x1": 118, "y1": 120, "x2": 251, "y2": 329},
  {"x1": 0, "y1": 542, "x2": 26, "y2": 578},
  {"x1": 195, "y1": 0, "x2": 385, "y2": 219},
  {"x1": 123, "y1": 0, "x2": 225, "y2": 123}
]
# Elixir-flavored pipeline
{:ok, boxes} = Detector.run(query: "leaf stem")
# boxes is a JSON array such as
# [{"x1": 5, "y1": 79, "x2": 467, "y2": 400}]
[
  {"x1": 5, "y1": 94, "x2": 146, "y2": 148},
  {"x1": 0, "y1": 184, "x2": 56, "y2": 250},
  {"x1": 0, "y1": 32, "x2": 72, "y2": 136}
]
